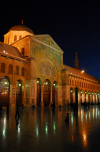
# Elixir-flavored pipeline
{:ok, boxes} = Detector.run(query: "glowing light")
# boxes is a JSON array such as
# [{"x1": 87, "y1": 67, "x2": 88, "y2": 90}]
[
  {"x1": 46, "y1": 82, "x2": 48, "y2": 84},
  {"x1": 45, "y1": 125, "x2": 48, "y2": 134},
  {"x1": 81, "y1": 70, "x2": 85, "y2": 73},
  {"x1": 83, "y1": 134, "x2": 86, "y2": 140},
  {"x1": 19, "y1": 84, "x2": 21, "y2": 86},
  {"x1": 71, "y1": 90, "x2": 73, "y2": 92},
  {"x1": 71, "y1": 113, "x2": 74, "y2": 125},
  {"x1": 54, "y1": 83, "x2": 55, "y2": 86},
  {"x1": 36, "y1": 126, "x2": 39, "y2": 136},
  {"x1": 18, "y1": 126, "x2": 20, "y2": 133},
  {"x1": 3, "y1": 50, "x2": 5, "y2": 53},
  {"x1": 5, "y1": 82, "x2": 7, "y2": 84},
  {"x1": 37, "y1": 81, "x2": 39, "y2": 83},
  {"x1": 53, "y1": 122, "x2": 56, "y2": 133}
]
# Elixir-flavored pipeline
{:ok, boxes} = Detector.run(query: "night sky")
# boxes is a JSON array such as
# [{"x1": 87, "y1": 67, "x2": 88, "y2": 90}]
[{"x1": 0, "y1": 1, "x2": 100, "y2": 79}]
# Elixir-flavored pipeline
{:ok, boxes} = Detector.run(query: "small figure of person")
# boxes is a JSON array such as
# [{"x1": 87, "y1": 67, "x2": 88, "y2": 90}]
[
  {"x1": 65, "y1": 113, "x2": 69, "y2": 122},
  {"x1": 15, "y1": 105, "x2": 20, "y2": 120}
]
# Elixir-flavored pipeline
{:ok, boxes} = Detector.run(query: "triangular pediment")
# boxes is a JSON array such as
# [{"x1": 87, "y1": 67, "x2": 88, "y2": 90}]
[{"x1": 31, "y1": 34, "x2": 63, "y2": 53}]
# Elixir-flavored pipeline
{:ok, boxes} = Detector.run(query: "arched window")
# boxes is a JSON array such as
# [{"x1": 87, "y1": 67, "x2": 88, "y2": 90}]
[
  {"x1": 21, "y1": 67, "x2": 24, "y2": 76},
  {"x1": 14, "y1": 35, "x2": 17, "y2": 42},
  {"x1": 16, "y1": 66, "x2": 19, "y2": 75},
  {"x1": 9, "y1": 64, "x2": 13, "y2": 74},
  {"x1": 45, "y1": 63, "x2": 50, "y2": 76},
  {"x1": 1, "y1": 63, "x2": 5, "y2": 73},
  {"x1": 72, "y1": 80, "x2": 74, "y2": 86},
  {"x1": 82, "y1": 82, "x2": 83, "y2": 88},
  {"x1": 8, "y1": 38, "x2": 9, "y2": 44},
  {"x1": 51, "y1": 66, "x2": 55, "y2": 77},
  {"x1": 80, "y1": 81, "x2": 81, "y2": 87},
  {"x1": 21, "y1": 48, "x2": 24, "y2": 56},
  {"x1": 19, "y1": 35, "x2": 22, "y2": 40},
  {"x1": 39, "y1": 62, "x2": 43, "y2": 74}
]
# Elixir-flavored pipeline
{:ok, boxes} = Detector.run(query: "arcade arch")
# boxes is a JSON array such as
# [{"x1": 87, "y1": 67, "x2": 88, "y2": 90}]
[
  {"x1": 0, "y1": 76, "x2": 10, "y2": 107},
  {"x1": 16, "y1": 79, "x2": 24, "y2": 107},
  {"x1": 37, "y1": 78, "x2": 42, "y2": 106},
  {"x1": 52, "y1": 81, "x2": 58, "y2": 106},
  {"x1": 70, "y1": 87, "x2": 74, "y2": 104},
  {"x1": 43, "y1": 79, "x2": 51, "y2": 106},
  {"x1": 36, "y1": 78, "x2": 58, "y2": 107}
]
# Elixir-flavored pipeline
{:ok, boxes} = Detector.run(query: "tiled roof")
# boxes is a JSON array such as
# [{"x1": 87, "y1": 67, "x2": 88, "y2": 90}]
[
  {"x1": 63, "y1": 64, "x2": 99, "y2": 83},
  {"x1": 0, "y1": 42, "x2": 23, "y2": 58}
]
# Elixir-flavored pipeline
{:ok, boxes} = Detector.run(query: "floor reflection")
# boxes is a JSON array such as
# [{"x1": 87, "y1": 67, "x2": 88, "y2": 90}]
[{"x1": 0, "y1": 106, "x2": 100, "y2": 151}]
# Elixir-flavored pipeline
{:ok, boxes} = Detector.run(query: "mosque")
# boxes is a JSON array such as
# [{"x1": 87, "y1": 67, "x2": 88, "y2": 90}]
[{"x1": 0, "y1": 21, "x2": 100, "y2": 108}]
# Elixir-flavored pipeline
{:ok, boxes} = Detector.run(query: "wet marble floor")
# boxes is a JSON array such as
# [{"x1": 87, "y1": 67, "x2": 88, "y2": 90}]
[{"x1": 0, "y1": 105, "x2": 100, "y2": 152}]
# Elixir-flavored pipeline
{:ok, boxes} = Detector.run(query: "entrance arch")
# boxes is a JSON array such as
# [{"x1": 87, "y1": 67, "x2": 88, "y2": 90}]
[
  {"x1": 52, "y1": 81, "x2": 58, "y2": 106},
  {"x1": 80, "y1": 89, "x2": 83, "y2": 104},
  {"x1": 16, "y1": 80, "x2": 23, "y2": 107},
  {"x1": 43, "y1": 79, "x2": 51, "y2": 106},
  {"x1": 70, "y1": 87, "x2": 74, "y2": 104},
  {"x1": 37, "y1": 78, "x2": 42, "y2": 106},
  {"x1": 0, "y1": 76, "x2": 10, "y2": 107}
]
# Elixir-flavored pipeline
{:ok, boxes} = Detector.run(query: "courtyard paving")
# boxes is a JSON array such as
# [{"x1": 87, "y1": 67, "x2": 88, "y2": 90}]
[{"x1": 0, "y1": 105, "x2": 100, "y2": 152}]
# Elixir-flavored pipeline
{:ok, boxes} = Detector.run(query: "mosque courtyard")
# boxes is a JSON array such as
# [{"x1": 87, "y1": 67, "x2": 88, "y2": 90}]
[{"x1": 0, "y1": 105, "x2": 100, "y2": 152}]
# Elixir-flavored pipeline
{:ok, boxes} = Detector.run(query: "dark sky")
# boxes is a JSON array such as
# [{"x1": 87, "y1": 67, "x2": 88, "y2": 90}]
[{"x1": 0, "y1": 0, "x2": 100, "y2": 79}]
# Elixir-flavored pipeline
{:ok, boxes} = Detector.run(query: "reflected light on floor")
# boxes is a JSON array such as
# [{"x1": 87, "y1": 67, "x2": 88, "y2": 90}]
[
  {"x1": 83, "y1": 131, "x2": 87, "y2": 147},
  {"x1": 3, "y1": 118, "x2": 6, "y2": 138}
]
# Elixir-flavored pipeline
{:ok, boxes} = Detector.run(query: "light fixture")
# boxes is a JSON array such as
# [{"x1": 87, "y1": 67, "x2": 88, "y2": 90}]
[{"x1": 81, "y1": 70, "x2": 85, "y2": 74}]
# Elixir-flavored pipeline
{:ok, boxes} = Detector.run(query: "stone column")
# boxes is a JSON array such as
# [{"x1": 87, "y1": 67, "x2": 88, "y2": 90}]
[
  {"x1": 49, "y1": 83, "x2": 52, "y2": 106},
  {"x1": 41, "y1": 84, "x2": 44, "y2": 107}
]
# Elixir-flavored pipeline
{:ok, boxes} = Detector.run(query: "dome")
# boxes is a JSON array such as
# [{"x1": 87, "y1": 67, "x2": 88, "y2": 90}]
[{"x1": 9, "y1": 24, "x2": 34, "y2": 34}]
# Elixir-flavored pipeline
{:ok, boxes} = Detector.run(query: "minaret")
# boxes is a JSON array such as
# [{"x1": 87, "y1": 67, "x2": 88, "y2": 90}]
[
  {"x1": 74, "y1": 52, "x2": 79, "y2": 69},
  {"x1": 22, "y1": 19, "x2": 23, "y2": 24}
]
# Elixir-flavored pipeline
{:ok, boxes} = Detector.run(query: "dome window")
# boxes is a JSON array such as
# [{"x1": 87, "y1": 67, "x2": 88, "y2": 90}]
[{"x1": 14, "y1": 35, "x2": 17, "y2": 42}]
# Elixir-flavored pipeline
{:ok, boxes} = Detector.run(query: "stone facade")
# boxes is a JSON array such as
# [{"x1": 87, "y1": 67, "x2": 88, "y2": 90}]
[{"x1": 0, "y1": 23, "x2": 99, "y2": 108}]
